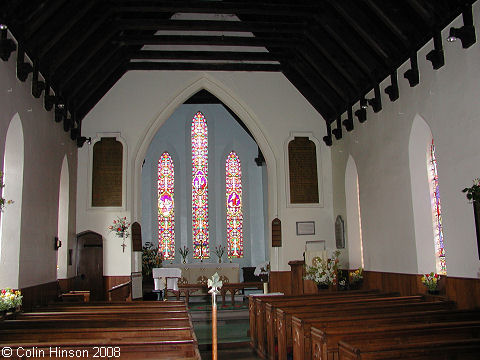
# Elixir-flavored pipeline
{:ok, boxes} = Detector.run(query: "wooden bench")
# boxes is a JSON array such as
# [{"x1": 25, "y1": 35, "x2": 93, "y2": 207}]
[
  {"x1": 309, "y1": 309, "x2": 480, "y2": 360},
  {"x1": 336, "y1": 324, "x2": 480, "y2": 360},
  {"x1": 273, "y1": 298, "x2": 452, "y2": 360},
  {"x1": 221, "y1": 282, "x2": 263, "y2": 306},
  {"x1": 250, "y1": 290, "x2": 382, "y2": 352},
  {"x1": 60, "y1": 291, "x2": 90, "y2": 303},
  {"x1": 1, "y1": 301, "x2": 200, "y2": 359},
  {"x1": 258, "y1": 294, "x2": 422, "y2": 359}
]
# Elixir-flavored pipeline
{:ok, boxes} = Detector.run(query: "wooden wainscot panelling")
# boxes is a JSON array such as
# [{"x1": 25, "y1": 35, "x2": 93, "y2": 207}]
[
  {"x1": 269, "y1": 271, "x2": 292, "y2": 295},
  {"x1": 444, "y1": 276, "x2": 480, "y2": 309},
  {"x1": 20, "y1": 281, "x2": 59, "y2": 310},
  {"x1": 104, "y1": 276, "x2": 132, "y2": 301}
]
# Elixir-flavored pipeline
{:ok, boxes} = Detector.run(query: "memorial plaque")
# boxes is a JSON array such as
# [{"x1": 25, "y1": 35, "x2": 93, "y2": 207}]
[
  {"x1": 288, "y1": 137, "x2": 319, "y2": 204},
  {"x1": 92, "y1": 137, "x2": 123, "y2": 207},
  {"x1": 335, "y1": 215, "x2": 345, "y2": 249},
  {"x1": 272, "y1": 218, "x2": 282, "y2": 247}
]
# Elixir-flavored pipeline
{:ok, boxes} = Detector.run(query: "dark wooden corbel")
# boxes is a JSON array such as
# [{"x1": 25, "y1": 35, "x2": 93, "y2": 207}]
[
  {"x1": 404, "y1": 53, "x2": 419, "y2": 87},
  {"x1": 16, "y1": 46, "x2": 32, "y2": 82}
]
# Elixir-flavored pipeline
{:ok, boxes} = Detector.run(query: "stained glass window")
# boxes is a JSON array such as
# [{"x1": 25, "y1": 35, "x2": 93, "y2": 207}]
[
  {"x1": 429, "y1": 139, "x2": 447, "y2": 275},
  {"x1": 158, "y1": 152, "x2": 175, "y2": 259},
  {"x1": 192, "y1": 112, "x2": 209, "y2": 259},
  {"x1": 226, "y1": 151, "x2": 243, "y2": 258}
]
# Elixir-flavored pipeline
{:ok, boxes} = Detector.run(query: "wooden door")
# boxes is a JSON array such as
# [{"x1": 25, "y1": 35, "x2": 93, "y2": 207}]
[{"x1": 75, "y1": 231, "x2": 104, "y2": 301}]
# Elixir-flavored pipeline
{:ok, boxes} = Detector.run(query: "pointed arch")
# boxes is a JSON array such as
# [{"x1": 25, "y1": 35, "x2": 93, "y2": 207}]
[
  {"x1": 158, "y1": 152, "x2": 175, "y2": 259},
  {"x1": 57, "y1": 155, "x2": 70, "y2": 279},
  {"x1": 226, "y1": 151, "x2": 243, "y2": 258},
  {"x1": 409, "y1": 114, "x2": 446, "y2": 274},
  {"x1": 345, "y1": 155, "x2": 363, "y2": 269},
  {"x1": 0, "y1": 113, "x2": 24, "y2": 288}
]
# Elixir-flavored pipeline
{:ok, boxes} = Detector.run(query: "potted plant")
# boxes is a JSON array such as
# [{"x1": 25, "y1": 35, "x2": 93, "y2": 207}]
[
  {"x1": 421, "y1": 272, "x2": 440, "y2": 294},
  {"x1": 462, "y1": 178, "x2": 480, "y2": 260},
  {"x1": 142, "y1": 242, "x2": 163, "y2": 278},
  {"x1": 304, "y1": 250, "x2": 340, "y2": 290},
  {"x1": 349, "y1": 267, "x2": 363, "y2": 290},
  {"x1": 462, "y1": 178, "x2": 480, "y2": 202}
]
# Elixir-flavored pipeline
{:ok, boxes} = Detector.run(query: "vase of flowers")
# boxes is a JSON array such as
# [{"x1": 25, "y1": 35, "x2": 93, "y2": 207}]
[
  {"x1": 142, "y1": 242, "x2": 163, "y2": 277},
  {"x1": 0, "y1": 288, "x2": 22, "y2": 316},
  {"x1": 349, "y1": 267, "x2": 363, "y2": 290},
  {"x1": 304, "y1": 250, "x2": 340, "y2": 290},
  {"x1": 214, "y1": 245, "x2": 225, "y2": 263},
  {"x1": 178, "y1": 246, "x2": 189, "y2": 264},
  {"x1": 108, "y1": 217, "x2": 131, "y2": 252},
  {"x1": 421, "y1": 272, "x2": 440, "y2": 294}
]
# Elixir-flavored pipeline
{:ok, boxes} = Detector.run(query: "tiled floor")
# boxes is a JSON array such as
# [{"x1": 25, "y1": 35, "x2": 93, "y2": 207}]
[{"x1": 199, "y1": 343, "x2": 262, "y2": 360}]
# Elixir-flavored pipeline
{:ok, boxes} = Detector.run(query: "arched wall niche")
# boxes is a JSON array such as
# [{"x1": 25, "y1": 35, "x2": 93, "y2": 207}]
[
  {"x1": 345, "y1": 154, "x2": 363, "y2": 269},
  {"x1": 0, "y1": 113, "x2": 24, "y2": 288},
  {"x1": 57, "y1": 155, "x2": 70, "y2": 279},
  {"x1": 408, "y1": 114, "x2": 437, "y2": 274}
]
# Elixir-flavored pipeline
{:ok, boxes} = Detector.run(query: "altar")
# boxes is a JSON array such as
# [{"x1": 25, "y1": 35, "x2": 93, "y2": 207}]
[{"x1": 163, "y1": 262, "x2": 239, "y2": 284}]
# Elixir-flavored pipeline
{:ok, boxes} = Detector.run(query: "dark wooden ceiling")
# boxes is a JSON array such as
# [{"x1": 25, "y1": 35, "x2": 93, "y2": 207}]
[{"x1": 0, "y1": 0, "x2": 476, "y2": 146}]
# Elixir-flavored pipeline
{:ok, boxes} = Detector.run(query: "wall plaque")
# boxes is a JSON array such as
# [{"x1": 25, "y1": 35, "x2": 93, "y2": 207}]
[
  {"x1": 92, "y1": 137, "x2": 123, "y2": 207},
  {"x1": 296, "y1": 221, "x2": 315, "y2": 235},
  {"x1": 288, "y1": 137, "x2": 319, "y2": 204},
  {"x1": 272, "y1": 218, "x2": 282, "y2": 247},
  {"x1": 335, "y1": 215, "x2": 345, "y2": 249}
]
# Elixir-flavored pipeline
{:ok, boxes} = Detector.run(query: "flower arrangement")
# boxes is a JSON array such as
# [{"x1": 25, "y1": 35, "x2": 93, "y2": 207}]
[
  {"x1": 254, "y1": 261, "x2": 270, "y2": 282},
  {"x1": 142, "y1": 242, "x2": 163, "y2": 277},
  {"x1": 0, "y1": 288, "x2": 22, "y2": 311},
  {"x1": 178, "y1": 246, "x2": 189, "y2": 263},
  {"x1": 350, "y1": 268, "x2": 363, "y2": 284},
  {"x1": 304, "y1": 250, "x2": 340, "y2": 286},
  {"x1": 0, "y1": 171, "x2": 14, "y2": 211},
  {"x1": 214, "y1": 245, "x2": 225, "y2": 263},
  {"x1": 421, "y1": 272, "x2": 440, "y2": 291},
  {"x1": 462, "y1": 178, "x2": 480, "y2": 202},
  {"x1": 108, "y1": 216, "x2": 130, "y2": 238}
]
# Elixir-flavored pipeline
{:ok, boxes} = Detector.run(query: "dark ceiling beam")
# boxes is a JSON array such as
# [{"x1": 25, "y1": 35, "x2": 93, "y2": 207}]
[
  {"x1": 32, "y1": 0, "x2": 97, "y2": 58},
  {"x1": 74, "y1": 59, "x2": 128, "y2": 114},
  {"x1": 404, "y1": 0, "x2": 434, "y2": 27},
  {"x1": 323, "y1": 1, "x2": 394, "y2": 67},
  {"x1": 46, "y1": 5, "x2": 113, "y2": 74},
  {"x1": 64, "y1": 47, "x2": 125, "y2": 99},
  {"x1": 119, "y1": 19, "x2": 305, "y2": 33},
  {"x1": 76, "y1": 67, "x2": 128, "y2": 121},
  {"x1": 304, "y1": 30, "x2": 364, "y2": 92},
  {"x1": 114, "y1": 2, "x2": 316, "y2": 17},
  {"x1": 131, "y1": 50, "x2": 282, "y2": 62},
  {"x1": 285, "y1": 57, "x2": 343, "y2": 115},
  {"x1": 53, "y1": 23, "x2": 121, "y2": 87},
  {"x1": 360, "y1": 0, "x2": 410, "y2": 48},
  {"x1": 282, "y1": 66, "x2": 333, "y2": 121},
  {"x1": 21, "y1": 1, "x2": 69, "y2": 39},
  {"x1": 127, "y1": 62, "x2": 281, "y2": 72},
  {"x1": 116, "y1": 34, "x2": 303, "y2": 48}
]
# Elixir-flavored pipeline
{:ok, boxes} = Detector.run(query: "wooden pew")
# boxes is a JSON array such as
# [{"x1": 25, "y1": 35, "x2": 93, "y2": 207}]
[
  {"x1": 250, "y1": 290, "x2": 382, "y2": 352},
  {"x1": 275, "y1": 298, "x2": 454, "y2": 360},
  {"x1": 1, "y1": 301, "x2": 200, "y2": 359},
  {"x1": 259, "y1": 294, "x2": 423, "y2": 359},
  {"x1": 336, "y1": 324, "x2": 480, "y2": 360},
  {"x1": 308, "y1": 308, "x2": 480, "y2": 360}
]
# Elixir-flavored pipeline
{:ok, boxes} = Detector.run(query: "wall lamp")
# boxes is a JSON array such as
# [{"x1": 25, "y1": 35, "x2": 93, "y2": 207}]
[{"x1": 447, "y1": 5, "x2": 476, "y2": 49}]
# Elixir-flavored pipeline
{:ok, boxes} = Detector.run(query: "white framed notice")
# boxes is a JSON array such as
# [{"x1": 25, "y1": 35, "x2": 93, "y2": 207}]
[{"x1": 296, "y1": 221, "x2": 315, "y2": 235}]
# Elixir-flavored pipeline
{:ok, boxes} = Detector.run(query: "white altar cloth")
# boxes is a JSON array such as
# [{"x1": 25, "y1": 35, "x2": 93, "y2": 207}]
[{"x1": 152, "y1": 267, "x2": 182, "y2": 291}]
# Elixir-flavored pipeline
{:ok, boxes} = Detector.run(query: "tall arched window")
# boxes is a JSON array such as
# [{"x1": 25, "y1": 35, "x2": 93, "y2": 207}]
[
  {"x1": 192, "y1": 112, "x2": 209, "y2": 259},
  {"x1": 226, "y1": 151, "x2": 243, "y2": 258},
  {"x1": 158, "y1": 152, "x2": 175, "y2": 259},
  {"x1": 428, "y1": 139, "x2": 447, "y2": 275}
]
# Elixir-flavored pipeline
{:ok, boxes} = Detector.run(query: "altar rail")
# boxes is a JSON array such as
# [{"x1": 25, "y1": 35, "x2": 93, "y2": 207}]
[{"x1": 163, "y1": 263, "x2": 239, "y2": 285}]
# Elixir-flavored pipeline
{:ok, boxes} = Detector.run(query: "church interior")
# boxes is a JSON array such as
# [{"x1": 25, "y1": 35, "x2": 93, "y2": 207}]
[{"x1": 1, "y1": 0, "x2": 480, "y2": 358}]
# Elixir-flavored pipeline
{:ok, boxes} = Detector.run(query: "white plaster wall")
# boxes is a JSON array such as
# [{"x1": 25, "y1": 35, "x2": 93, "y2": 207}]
[
  {"x1": 331, "y1": 5, "x2": 480, "y2": 278},
  {"x1": 0, "y1": 48, "x2": 78, "y2": 288},
  {"x1": 78, "y1": 71, "x2": 333, "y2": 272}
]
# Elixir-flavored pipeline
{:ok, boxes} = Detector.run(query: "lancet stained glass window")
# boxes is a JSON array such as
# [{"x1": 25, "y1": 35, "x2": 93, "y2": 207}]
[
  {"x1": 429, "y1": 139, "x2": 447, "y2": 275},
  {"x1": 158, "y1": 152, "x2": 175, "y2": 259},
  {"x1": 192, "y1": 112, "x2": 209, "y2": 259},
  {"x1": 226, "y1": 151, "x2": 243, "y2": 258}
]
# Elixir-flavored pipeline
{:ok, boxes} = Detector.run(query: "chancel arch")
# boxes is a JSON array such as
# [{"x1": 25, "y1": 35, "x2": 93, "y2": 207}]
[
  {"x1": 0, "y1": 113, "x2": 24, "y2": 288},
  {"x1": 140, "y1": 89, "x2": 266, "y2": 270}
]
